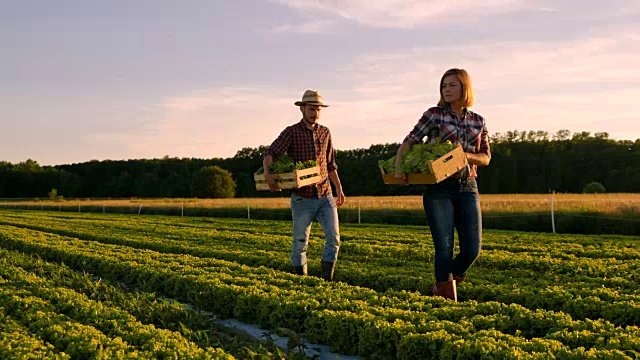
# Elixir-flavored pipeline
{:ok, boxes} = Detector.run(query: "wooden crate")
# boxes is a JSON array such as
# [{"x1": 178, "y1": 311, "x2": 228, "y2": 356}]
[
  {"x1": 254, "y1": 166, "x2": 321, "y2": 191},
  {"x1": 380, "y1": 146, "x2": 468, "y2": 185}
]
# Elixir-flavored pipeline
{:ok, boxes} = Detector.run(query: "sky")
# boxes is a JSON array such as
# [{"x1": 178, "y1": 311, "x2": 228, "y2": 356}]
[{"x1": 2, "y1": 0, "x2": 639, "y2": 166}]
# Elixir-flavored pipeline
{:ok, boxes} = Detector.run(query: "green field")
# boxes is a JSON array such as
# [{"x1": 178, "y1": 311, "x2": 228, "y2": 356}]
[{"x1": 0, "y1": 210, "x2": 638, "y2": 359}]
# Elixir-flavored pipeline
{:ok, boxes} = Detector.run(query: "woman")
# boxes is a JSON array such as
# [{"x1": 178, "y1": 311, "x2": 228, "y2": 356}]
[{"x1": 395, "y1": 68, "x2": 491, "y2": 302}]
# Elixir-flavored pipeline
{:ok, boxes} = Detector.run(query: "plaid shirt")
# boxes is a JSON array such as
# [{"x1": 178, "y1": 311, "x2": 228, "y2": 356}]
[
  {"x1": 265, "y1": 120, "x2": 338, "y2": 198},
  {"x1": 404, "y1": 106, "x2": 491, "y2": 178}
]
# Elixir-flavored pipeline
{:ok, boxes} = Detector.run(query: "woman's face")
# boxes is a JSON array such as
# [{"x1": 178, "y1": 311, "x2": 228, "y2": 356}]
[{"x1": 441, "y1": 75, "x2": 463, "y2": 105}]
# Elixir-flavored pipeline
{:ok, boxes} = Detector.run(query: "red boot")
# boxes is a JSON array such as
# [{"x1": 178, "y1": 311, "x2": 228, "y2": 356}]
[
  {"x1": 452, "y1": 274, "x2": 465, "y2": 284},
  {"x1": 432, "y1": 280, "x2": 457, "y2": 302}
]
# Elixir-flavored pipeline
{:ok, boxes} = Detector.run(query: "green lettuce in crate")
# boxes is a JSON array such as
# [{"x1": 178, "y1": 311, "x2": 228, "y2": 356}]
[
  {"x1": 378, "y1": 155, "x2": 397, "y2": 174},
  {"x1": 256, "y1": 156, "x2": 317, "y2": 175},
  {"x1": 378, "y1": 140, "x2": 456, "y2": 174},
  {"x1": 296, "y1": 159, "x2": 318, "y2": 170}
]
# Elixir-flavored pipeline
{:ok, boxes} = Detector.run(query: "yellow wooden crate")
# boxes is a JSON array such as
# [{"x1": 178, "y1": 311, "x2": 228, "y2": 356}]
[
  {"x1": 254, "y1": 166, "x2": 321, "y2": 191},
  {"x1": 380, "y1": 146, "x2": 468, "y2": 184}
]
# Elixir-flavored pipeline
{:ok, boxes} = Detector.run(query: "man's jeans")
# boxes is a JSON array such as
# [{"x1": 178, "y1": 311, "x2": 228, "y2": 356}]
[
  {"x1": 290, "y1": 193, "x2": 340, "y2": 267},
  {"x1": 422, "y1": 177, "x2": 482, "y2": 283}
]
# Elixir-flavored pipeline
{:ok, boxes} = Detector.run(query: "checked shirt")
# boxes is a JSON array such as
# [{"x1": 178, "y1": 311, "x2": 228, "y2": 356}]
[
  {"x1": 265, "y1": 120, "x2": 338, "y2": 198},
  {"x1": 404, "y1": 105, "x2": 491, "y2": 178}
]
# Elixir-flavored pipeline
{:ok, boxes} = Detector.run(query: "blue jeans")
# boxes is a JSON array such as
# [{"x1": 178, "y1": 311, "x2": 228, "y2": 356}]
[
  {"x1": 290, "y1": 193, "x2": 341, "y2": 266},
  {"x1": 423, "y1": 177, "x2": 482, "y2": 283}
]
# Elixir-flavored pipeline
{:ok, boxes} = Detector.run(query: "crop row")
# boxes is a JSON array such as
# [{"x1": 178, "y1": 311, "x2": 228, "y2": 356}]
[
  {"x1": 4, "y1": 211, "x2": 638, "y2": 259},
  {"x1": 0, "y1": 308, "x2": 69, "y2": 360},
  {"x1": 0, "y1": 213, "x2": 638, "y2": 327},
  {"x1": 0, "y1": 260, "x2": 234, "y2": 359},
  {"x1": 0, "y1": 224, "x2": 637, "y2": 359},
  {"x1": 2, "y1": 212, "x2": 637, "y2": 283},
  {"x1": 0, "y1": 248, "x2": 303, "y2": 359}
]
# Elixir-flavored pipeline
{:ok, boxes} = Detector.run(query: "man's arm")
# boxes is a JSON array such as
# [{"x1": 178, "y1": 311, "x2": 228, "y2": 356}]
[
  {"x1": 263, "y1": 127, "x2": 293, "y2": 191},
  {"x1": 263, "y1": 155, "x2": 281, "y2": 191},
  {"x1": 325, "y1": 130, "x2": 344, "y2": 206},
  {"x1": 328, "y1": 170, "x2": 344, "y2": 207}
]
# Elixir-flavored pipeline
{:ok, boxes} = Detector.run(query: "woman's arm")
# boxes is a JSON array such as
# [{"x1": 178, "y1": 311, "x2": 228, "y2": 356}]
[
  {"x1": 394, "y1": 141, "x2": 412, "y2": 184},
  {"x1": 465, "y1": 152, "x2": 490, "y2": 167}
]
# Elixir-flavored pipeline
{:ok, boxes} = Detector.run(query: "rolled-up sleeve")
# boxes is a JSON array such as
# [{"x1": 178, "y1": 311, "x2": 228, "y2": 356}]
[
  {"x1": 264, "y1": 126, "x2": 292, "y2": 159},
  {"x1": 403, "y1": 110, "x2": 432, "y2": 145},
  {"x1": 479, "y1": 124, "x2": 491, "y2": 159}
]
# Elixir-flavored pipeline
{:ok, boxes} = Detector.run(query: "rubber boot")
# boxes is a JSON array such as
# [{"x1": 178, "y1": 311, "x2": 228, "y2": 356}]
[
  {"x1": 321, "y1": 261, "x2": 335, "y2": 282},
  {"x1": 432, "y1": 279, "x2": 457, "y2": 302},
  {"x1": 293, "y1": 263, "x2": 308, "y2": 276}
]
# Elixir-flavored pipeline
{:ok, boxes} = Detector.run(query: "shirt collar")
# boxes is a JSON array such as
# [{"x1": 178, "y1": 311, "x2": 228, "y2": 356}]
[
  {"x1": 298, "y1": 119, "x2": 318, "y2": 130},
  {"x1": 442, "y1": 104, "x2": 470, "y2": 118}
]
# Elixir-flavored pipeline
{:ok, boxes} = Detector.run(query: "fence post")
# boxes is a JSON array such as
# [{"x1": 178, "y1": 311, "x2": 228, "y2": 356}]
[
  {"x1": 138, "y1": 205, "x2": 142, "y2": 215},
  {"x1": 358, "y1": 199, "x2": 361, "y2": 224},
  {"x1": 78, "y1": 204, "x2": 81, "y2": 212},
  {"x1": 181, "y1": 202, "x2": 184, "y2": 217},
  {"x1": 103, "y1": 206, "x2": 105, "y2": 214},
  {"x1": 550, "y1": 191, "x2": 556, "y2": 233},
  {"x1": 247, "y1": 204, "x2": 251, "y2": 220}
]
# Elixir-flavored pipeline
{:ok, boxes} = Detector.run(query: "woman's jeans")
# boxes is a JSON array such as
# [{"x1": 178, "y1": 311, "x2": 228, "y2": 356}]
[
  {"x1": 423, "y1": 177, "x2": 482, "y2": 283},
  {"x1": 290, "y1": 193, "x2": 341, "y2": 267}
]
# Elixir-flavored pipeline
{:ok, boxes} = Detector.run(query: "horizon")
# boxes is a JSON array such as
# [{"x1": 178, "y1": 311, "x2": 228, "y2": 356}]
[{"x1": 3, "y1": 1, "x2": 639, "y2": 166}]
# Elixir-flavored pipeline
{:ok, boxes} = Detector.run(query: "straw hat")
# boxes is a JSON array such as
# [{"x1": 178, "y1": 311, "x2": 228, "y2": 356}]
[{"x1": 294, "y1": 90, "x2": 329, "y2": 107}]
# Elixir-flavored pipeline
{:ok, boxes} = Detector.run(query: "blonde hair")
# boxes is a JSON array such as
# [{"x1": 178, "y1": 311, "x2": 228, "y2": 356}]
[{"x1": 437, "y1": 68, "x2": 475, "y2": 108}]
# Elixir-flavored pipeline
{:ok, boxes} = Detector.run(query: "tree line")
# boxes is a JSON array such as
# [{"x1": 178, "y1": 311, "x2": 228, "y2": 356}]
[{"x1": 0, "y1": 130, "x2": 638, "y2": 199}]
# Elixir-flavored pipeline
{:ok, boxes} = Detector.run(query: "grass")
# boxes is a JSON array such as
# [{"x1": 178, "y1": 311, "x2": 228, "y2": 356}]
[
  {"x1": 1, "y1": 193, "x2": 638, "y2": 214},
  {"x1": 1, "y1": 193, "x2": 638, "y2": 235}
]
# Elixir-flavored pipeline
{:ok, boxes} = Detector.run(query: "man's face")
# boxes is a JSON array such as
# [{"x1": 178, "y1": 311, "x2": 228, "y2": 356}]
[{"x1": 302, "y1": 105, "x2": 322, "y2": 124}]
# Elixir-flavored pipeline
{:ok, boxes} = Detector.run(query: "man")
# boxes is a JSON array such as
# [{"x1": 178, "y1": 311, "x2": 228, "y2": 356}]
[{"x1": 263, "y1": 90, "x2": 345, "y2": 281}]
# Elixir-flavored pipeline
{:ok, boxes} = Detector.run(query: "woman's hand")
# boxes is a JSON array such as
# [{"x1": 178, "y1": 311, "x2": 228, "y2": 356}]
[
  {"x1": 394, "y1": 142, "x2": 412, "y2": 186},
  {"x1": 394, "y1": 169, "x2": 409, "y2": 186}
]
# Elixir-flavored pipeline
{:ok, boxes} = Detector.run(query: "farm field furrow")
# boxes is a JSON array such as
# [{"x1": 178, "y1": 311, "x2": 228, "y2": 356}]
[
  {"x1": 0, "y1": 210, "x2": 638, "y2": 359},
  {"x1": 0, "y1": 211, "x2": 638, "y2": 326}
]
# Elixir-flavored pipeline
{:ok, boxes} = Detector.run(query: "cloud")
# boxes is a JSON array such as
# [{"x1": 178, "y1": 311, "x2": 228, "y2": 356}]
[
  {"x1": 84, "y1": 87, "x2": 309, "y2": 159},
  {"x1": 86, "y1": 23, "x2": 640, "y2": 162},
  {"x1": 331, "y1": 23, "x2": 640, "y2": 112},
  {"x1": 271, "y1": 20, "x2": 339, "y2": 34},
  {"x1": 273, "y1": 0, "x2": 532, "y2": 28},
  {"x1": 319, "y1": 23, "x2": 640, "y2": 143}
]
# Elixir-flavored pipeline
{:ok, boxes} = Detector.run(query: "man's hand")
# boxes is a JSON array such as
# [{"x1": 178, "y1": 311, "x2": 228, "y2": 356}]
[
  {"x1": 264, "y1": 172, "x2": 281, "y2": 191},
  {"x1": 335, "y1": 188, "x2": 345, "y2": 207}
]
